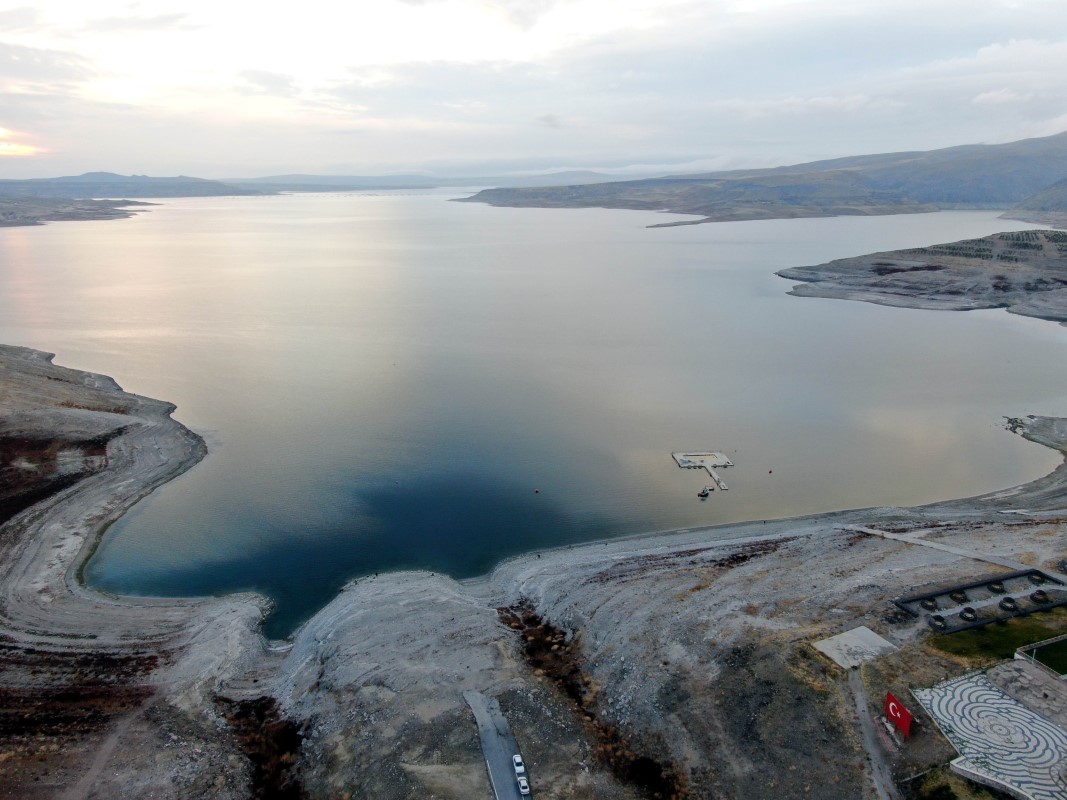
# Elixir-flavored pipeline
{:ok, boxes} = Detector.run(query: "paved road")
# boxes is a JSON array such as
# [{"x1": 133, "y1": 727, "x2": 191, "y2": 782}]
[
  {"x1": 848, "y1": 525, "x2": 1067, "y2": 582},
  {"x1": 464, "y1": 691, "x2": 528, "y2": 800},
  {"x1": 848, "y1": 669, "x2": 902, "y2": 800}
]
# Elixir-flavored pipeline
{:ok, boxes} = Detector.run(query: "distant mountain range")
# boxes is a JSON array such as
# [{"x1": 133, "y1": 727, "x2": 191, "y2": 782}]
[
  {"x1": 3, "y1": 132, "x2": 1067, "y2": 228},
  {"x1": 222, "y1": 171, "x2": 628, "y2": 192},
  {"x1": 0, "y1": 172, "x2": 261, "y2": 198},
  {"x1": 460, "y1": 131, "x2": 1067, "y2": 226},
  {"x1": 674, "y1": 130, "x2": 1067, "y2": 204},
  {"x1": 0, "y1": 170, "x2": 629, "y2": 199}
]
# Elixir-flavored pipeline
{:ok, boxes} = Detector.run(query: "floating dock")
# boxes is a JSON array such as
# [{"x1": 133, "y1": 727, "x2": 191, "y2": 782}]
[{"x1": 672, "y1": 451, "x2": 733, "y2": 491}]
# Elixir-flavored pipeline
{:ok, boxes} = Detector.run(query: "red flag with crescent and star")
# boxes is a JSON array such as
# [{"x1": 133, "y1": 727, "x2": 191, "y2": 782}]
[{"x1": 885, "y1": 691, "x2": 913, "y2": 738}]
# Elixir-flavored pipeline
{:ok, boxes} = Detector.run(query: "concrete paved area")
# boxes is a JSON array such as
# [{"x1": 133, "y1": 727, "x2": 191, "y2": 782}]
[
  {"x1": 913, "y1": 673, "x2": 1067, "y2": 800},
  {"x1": 814, "y1": 626, "x2": 898, "y2": 669},
  {"x1": 672, "y1": 451, "x2": 733, "y2": 489},
  {"x1": 989, "y1": 659, "x2": 1067, "y2": 730},
  {"x1": 671, "y1": 452, "x2": 733, "y2": 469}
]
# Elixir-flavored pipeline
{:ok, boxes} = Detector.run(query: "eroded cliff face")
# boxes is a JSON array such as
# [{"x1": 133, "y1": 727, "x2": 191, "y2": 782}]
[
  {"x1": 0, "y1": 433, "x2": 116, "y2": 526},
  {"x1": 0, "y1": 346, "x2": 136, "y2": 525}
]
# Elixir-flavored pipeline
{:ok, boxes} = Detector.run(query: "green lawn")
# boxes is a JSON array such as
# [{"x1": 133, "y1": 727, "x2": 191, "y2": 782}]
[
  {"x1": 928, "y1": 608, "x2": 1067, "y2": 664},
  {"x1": 1032, "y1": 638, "x2": 1067, "y2": 674}
]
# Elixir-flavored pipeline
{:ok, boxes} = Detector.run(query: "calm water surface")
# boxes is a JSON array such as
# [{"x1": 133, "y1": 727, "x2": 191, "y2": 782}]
[{"x1": 2, "y1": 193, "x2": 1066, "y2": 637}]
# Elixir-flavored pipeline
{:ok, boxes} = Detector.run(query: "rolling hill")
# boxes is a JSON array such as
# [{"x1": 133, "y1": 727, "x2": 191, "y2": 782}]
[{"x1": 460, "y1": 131, "x2": 1067, "y2": 226}]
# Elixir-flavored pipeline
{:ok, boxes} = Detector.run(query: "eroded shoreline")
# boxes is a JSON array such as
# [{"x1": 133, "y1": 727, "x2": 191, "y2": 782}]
[
  {"x1": 2, "y1": 343, "x2": 1066, "y2": 798},
  {"x1": 0, "y1": 197, "x2": 150, "y2": 227},
  {"x1": 0, "y1": 345, "x2": 269, "y2": 797},
  {"x1": 778, "y1": 229, "x2": 1067, "y2": 326}
]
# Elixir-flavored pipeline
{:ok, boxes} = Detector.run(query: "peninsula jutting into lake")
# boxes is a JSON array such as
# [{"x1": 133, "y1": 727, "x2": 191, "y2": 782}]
[
  {"x1": 458, "y1": 130, "x2": 1067, "y2": 228},
  {"x1": 779, "y1": 229, "x2": 1067, "y2": 325}
]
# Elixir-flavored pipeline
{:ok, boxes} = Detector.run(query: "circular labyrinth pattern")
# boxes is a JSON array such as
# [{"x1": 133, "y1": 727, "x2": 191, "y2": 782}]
[
  {"x1": 914, "y1": 674, "x2": 1067, "y2": 800},
  {"x1": 976, "y1": 713, "x2": 1027, "y2": 746}
]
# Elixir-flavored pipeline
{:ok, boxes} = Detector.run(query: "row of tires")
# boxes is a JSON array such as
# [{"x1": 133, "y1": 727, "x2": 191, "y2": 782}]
[
  {"x1": 919, "y1": 574, "x2": 1049, "y2": 611},
  {"x1": 927, "y1": 590, "x2": 1053, "y2": 630}
]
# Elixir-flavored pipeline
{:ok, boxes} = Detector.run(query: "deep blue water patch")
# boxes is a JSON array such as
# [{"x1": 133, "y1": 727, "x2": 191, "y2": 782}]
[{"x1": 94, "y1": 474, "x2": 621, "y2": 639}]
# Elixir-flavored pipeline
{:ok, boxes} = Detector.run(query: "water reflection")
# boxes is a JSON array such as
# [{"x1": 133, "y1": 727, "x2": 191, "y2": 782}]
[
  {"x1": 116, "y1": 474, "x2": 615, "y2": 638},
  {"x1": 0, "y1": 195, "x2": 1065, "y2": 636}
]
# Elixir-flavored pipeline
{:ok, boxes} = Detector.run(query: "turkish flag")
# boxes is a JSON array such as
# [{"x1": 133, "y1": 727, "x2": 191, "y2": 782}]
[{"x1": 885, "y1": 691, "x2": 913, "y2": 738}]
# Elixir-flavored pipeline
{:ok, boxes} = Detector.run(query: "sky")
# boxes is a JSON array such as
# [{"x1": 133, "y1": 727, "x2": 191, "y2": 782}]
[{"x1": 1, "y1": 0, "x2": 1067, "y2": 178}]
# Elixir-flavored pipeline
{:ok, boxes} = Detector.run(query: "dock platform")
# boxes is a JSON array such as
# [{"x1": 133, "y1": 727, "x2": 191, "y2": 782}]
[{"x1": 672, "y1": 451, "x2": 733, "y2": 491}]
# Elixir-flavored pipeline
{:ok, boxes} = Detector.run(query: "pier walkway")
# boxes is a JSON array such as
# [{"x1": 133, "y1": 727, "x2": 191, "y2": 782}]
[{"x1": 673, "y1": 451, "x2": 732, "y2": 491}]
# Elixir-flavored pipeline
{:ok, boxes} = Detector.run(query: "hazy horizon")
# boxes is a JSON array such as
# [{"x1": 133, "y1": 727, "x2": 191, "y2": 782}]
[
  {"x1": 2, "y1": 1, "x2": 1067, "y2": 180},
  {"x1": 5, "y1": 125, "x2": 1067, "y2": 184}
]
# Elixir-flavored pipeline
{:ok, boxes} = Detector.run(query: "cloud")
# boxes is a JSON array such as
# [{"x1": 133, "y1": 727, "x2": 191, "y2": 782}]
[
  {"x1": 81, "y1": 13, "x2": 194, "y2": 33},
  {"x1": 0, "y1": 7, "x2": 40, "y2": 31},
  {"x1": 483, "y1": 0, "x2": 561, "y2": 29},
  {"x1": 972, "y1": 88, "x2": 1033, "y2": 105},
  {"x1": 341, "y1": 67, "x2": 402, "y2": 89},
  {"x1": 276, "y1": 21, "x2": 1067, "y2": 174},
  {"x1": 867, "y1": 39, "x2": 1067, "y2": 133},
  {"x1": 887, "y1": 37, "x2": 1067, "y2": 103},
  {"x1": 239, "y1": 70, "x2": 299, "y2": 97},
  {"x1": 1023, "y1": 111, "x2": 1067, "y2": 139},
  {"x1": 713, "y1": 93, "x2": 905, "y2": 119},
  {"x1": 326, "y1": 60, "x2": 552, "y2": 116},
  {"x1": 0, "y1": 126, "x2": 45, "y2": 157},
  {"x1": 395, "y1": 0, "x2": 562, "y2": 29},
  {"x1": 0, "y1": 41, "x2": 92, "y2": 86},
  {"x1": 2, "y1": 0, "x2": 1067, "y2": 177}
]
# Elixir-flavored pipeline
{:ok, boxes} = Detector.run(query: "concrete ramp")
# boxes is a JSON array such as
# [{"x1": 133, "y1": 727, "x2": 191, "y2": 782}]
[{"x1": 812, "y1": 626, "x2": 897, "y2": 669}]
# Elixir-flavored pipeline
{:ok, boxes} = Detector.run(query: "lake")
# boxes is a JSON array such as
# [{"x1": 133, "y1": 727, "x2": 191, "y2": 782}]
[{"x1": 2, "y1": 192, "x2": 1065, "y2": 637}]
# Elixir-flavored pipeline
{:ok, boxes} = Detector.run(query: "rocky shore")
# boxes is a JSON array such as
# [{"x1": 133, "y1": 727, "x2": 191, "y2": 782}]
[
  {"x1": 0, "y1": 197, "x2": 149, "y2": 227},
  {"x1": 0, "y1": 346, "x2": 266, "y2": 798},
  {"x1": 2, "y1": 343, "x2": 1067, "y2": 799},
  {"x1": 777, "y1": 229, "x2": 1067, "y2": 325}
]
